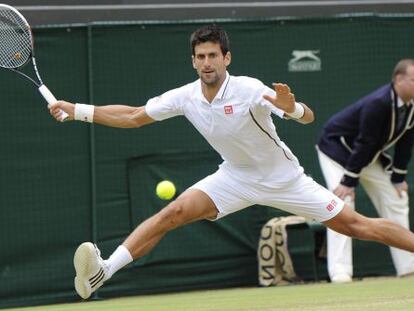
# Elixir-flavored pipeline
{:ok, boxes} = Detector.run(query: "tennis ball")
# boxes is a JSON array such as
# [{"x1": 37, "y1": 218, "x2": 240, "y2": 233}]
[{"x1": 156, "y1": 180, "x2": 176, "y2": 200}]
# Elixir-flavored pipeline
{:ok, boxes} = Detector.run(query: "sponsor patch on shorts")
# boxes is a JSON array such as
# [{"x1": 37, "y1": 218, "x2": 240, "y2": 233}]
[{"x1": 326, "y1": 199, "x2": 337, "y2": 211}]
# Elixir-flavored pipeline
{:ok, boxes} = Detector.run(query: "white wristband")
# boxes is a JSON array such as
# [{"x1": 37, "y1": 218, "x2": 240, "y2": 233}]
[
  {"x1": 286, "y1": 102, "x2": 305, "y2": 119},
  {"x1": 74, "y1": 103, "x2": 94, "y2": 123}
]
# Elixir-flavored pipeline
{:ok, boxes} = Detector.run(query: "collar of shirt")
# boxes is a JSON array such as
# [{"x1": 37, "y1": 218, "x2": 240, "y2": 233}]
[
  {"x1": 396, "y1": 92, "x2": 414, "y2": 107},
  {"x1": 391, "y1": 87, "x2": 410, "y2": 108},
  {"x1": 193, "y1": 71, "x2": 231, "y2": 104},
  {"x1": 397, "y1": 96, "x2": 405, "y2": 108}
]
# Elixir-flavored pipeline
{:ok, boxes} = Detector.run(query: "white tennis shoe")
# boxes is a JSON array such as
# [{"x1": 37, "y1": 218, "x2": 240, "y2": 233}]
[
  {"x1": 73, "y1": 242, "x2": 109, "y2": 299},
  {"x1": 330, "y1": 273, "x2": 352, "y2": 284}
]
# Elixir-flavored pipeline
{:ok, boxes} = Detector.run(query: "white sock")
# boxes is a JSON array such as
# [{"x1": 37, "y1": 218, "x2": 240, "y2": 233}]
[{"x1": 104, "y1": 245, "x2": 133, "y2": 279}]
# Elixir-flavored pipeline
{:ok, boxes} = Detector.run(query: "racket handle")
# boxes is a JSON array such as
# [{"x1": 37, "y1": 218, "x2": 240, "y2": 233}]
[{"x1": 38, "y1": 84, "x2": 69, "y2": 122}]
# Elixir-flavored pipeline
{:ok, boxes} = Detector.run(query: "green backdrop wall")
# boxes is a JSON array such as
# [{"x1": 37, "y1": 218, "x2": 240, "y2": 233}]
[{"x1": 1, "y1": 15, "x2": 414, "y2": 308}]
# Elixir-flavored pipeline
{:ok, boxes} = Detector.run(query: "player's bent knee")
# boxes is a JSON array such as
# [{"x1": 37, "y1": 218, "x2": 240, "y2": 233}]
[
  {"x1": 158, "y1": 199, "x2": 199, "y2": 230},
  {"x1": 157, "y1": 201, "x2": 186, "y2": 230}
]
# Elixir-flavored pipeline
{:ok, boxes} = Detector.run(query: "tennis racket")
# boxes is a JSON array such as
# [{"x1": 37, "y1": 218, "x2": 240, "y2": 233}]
[{"x1": 0, "y1": 4, "x2": 68, "y2": 121}]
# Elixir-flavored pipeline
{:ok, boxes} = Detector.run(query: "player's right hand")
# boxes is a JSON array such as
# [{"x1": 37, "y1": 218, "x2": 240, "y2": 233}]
[{"x1": 48, "y1": 100, "x2": 75, "y2": 121}]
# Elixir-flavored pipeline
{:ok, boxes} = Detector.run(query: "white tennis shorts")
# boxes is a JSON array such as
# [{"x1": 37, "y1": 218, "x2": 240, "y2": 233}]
[{"x1": 190, "y1": 167, "x2": 344, "y2": 222}]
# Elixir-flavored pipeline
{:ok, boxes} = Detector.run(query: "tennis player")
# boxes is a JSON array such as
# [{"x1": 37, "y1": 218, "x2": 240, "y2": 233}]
[{"x1": 49, "y1": 24, "x2": 414, "y2": 299}]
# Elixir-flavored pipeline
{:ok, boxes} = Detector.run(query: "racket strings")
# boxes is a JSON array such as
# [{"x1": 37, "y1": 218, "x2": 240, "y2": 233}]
[{"x1": 0, "y1": 7, "x2": 32, "y2": 68}]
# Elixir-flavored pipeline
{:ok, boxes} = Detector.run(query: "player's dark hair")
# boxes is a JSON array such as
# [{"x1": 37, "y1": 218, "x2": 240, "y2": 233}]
[
  {"x1": 190, "y1": 24, "x2": 230, "y2": 56},
  {"x1": 392, "y1": 59, "x2": 414, "y2": 82}
]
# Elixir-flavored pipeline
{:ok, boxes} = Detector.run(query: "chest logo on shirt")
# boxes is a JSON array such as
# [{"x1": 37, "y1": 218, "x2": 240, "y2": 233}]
[{"x1": 224, "y1": 105, "x2": 233, "y2": 115}]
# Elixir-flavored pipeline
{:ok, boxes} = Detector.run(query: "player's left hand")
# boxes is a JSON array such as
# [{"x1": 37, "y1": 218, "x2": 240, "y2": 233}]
[{"x1": 263, "y1": 83, "x2": 296, "y2": 113}]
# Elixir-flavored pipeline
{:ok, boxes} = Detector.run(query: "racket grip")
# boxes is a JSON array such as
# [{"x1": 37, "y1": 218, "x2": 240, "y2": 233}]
[{"x1": 38, "y1": 84, "x2": 69, "y2": 122}]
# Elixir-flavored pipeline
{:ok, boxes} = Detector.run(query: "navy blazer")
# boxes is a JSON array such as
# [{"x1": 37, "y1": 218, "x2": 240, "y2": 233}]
[{"x1": 317, "y1": 84, "x2": 414, "y2": 187}]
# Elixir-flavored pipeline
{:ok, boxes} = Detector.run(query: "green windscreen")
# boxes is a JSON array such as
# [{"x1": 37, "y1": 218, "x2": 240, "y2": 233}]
[{"x1": 1, "y1": 15, "x2": 413, "y2": 308}]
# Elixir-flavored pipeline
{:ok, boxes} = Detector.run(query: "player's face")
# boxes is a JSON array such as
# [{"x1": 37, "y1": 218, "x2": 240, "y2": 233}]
[
  {"x1": 396, "y1": 65, "x2": 414, "y2": 102},
  {"x1": 192, "y1": 42, "x2": 231, "y2": 87}
]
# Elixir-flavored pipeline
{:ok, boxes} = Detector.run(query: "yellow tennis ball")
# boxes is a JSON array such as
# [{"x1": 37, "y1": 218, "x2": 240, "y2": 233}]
[{"x1": 156, "y1": 180, "x2": 176, "y2": 200}]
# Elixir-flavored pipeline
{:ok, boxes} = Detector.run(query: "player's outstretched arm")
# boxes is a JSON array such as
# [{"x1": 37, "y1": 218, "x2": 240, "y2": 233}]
[
  {"x1": 48, "y1": 101, "x2": 155, "y2": 128},
  {"x1": 263, "y1": 83, "x2": 314, "y2": 124}
]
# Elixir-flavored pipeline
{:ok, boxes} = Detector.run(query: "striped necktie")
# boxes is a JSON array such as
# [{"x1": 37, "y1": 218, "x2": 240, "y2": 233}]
[{"x1": 397, "y1": 104, "x2": 407, "y2": 132}]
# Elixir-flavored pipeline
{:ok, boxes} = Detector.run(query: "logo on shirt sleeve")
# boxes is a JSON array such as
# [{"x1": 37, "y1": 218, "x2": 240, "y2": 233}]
[{"x1": 224, "y1": 105, "x2": 233, "y2": 114}]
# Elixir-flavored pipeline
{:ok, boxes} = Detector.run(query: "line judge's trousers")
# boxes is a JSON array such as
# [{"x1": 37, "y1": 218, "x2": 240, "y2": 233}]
[{"x1": 317, "y1": 148, "x2": 414, "y2": 277}]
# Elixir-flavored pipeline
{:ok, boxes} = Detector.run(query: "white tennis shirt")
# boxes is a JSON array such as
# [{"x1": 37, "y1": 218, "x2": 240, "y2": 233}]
[{"x1": 145, "y1": 72, "x2": 304, "y2": 186}]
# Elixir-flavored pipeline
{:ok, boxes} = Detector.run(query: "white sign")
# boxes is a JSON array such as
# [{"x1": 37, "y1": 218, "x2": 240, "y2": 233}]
[{"x1": 288, "y1": 50, "x2": 321, "y2": 72}]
